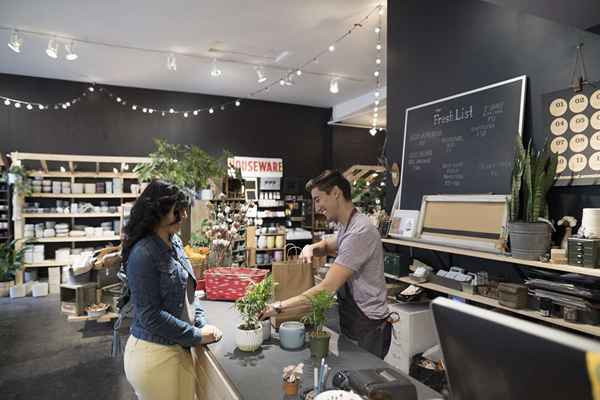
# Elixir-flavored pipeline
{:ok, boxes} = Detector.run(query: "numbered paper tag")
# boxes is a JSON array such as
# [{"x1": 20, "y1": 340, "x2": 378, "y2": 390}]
[
  {"x1": 556, "y1": 155, "x2": 567, "y2": 174},
  {"x1": 549, "y1": 98, "x2": 568, "y2": 117},
  {"x1": 551, "y1": 137, "x2": 568, "y2": 154},
  {"x1": 570, "y1": 94, "x2": 589, "y2": 113},
  {"x1": 551, "y1": 117, "x2": 568, "y2": 136},
  {"x1": 587, "y1": 353, "x2": 600, "y2": 400},
  {"x1": 570, "y1": 134, "x2": 589, "y2": 153},
  {"x1": 591, "y1": 111, "x2": 600, "y2": 131},
  {"x1": 569, "y1": 154, "x2": 588, "y2": 172},
  {"x1": 570, "y1": 114, "x2": 590, "y2": 133},
  {"x1": 589, "y1": 153, "x2": 600, "y2": 171},
  {"x1": 591, "y1": 132, "x2": 600, "y2": 151},
  {"x1": 591, "y1": 90, "x2": 600, "y2": 110}
]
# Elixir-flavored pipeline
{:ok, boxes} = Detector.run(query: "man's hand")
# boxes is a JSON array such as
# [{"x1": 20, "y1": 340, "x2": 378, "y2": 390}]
[
  {"x1": 299, "y1": 244, "x2": 314, "y2": 263},
  {"x1": 200, "y1": 324, "x2": 223, "y2": 344}
]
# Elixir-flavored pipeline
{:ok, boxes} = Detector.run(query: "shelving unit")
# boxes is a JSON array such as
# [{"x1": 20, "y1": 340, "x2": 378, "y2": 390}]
[
  {"x1": 10, "y1": 152, "x2": 150, "y2": 284},
  {"x1": 397, "y1": 276, "x2": 600, "y2": 337},
  {"x1": 382, "y1": 237, "x2": 600, "y2": 278},
  {"x1": 0, "y1": 158, "x2": 10, "y2": 245}
]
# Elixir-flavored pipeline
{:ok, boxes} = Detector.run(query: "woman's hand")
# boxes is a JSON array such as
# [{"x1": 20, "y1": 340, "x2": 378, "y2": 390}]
[
  {"x1": 299, "y1": 244, "x2": 314, "y2": 263},
  {"x1": 200, "y1": 324, "x2": 223, "y2": 344}
]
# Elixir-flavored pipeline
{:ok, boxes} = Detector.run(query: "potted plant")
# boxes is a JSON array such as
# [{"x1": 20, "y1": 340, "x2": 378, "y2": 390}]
[
  {"x1": 282, "y1": 363, "x2": 304, "y2": 396},
  {"x1": 234, "y1": 276, "x2": 273, "y2": 352},
  {"x1": 252, "y1": 275, "x2": 277, "y2": 341},
  {"x1": 0, "y1": 240, "x2": 24, "y2": 297},
  {"x1": 8, "y1": 165, "x2": 32, "y2": 197},
  {"x1": 301, "y1": 290, "x2": 336, "y2": 360},
  {"x1": 508, "y1": 135, "x2": 558, "y2": 260}
]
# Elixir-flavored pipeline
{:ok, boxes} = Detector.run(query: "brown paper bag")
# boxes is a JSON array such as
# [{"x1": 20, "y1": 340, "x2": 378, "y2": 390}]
[{"x1": 271, "y1": 245, "x2": 315, "y2": 328}]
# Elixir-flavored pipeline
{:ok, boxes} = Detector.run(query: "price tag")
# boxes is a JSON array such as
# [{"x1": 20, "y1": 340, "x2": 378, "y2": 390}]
[
  {"x1": 570, "y1": 134, "x2": 589, "y2": 153},
  {"x1": 569, "y1": 94, "x2": 589, "y2": 113},
  {"x1": 569, "y1": 154, "x2": 588, "y2": 173},
  {"x1": 549, "y1": 98, "x2": 568, "y2": 117},
  {"x1": 591, "y1": 111, "x2": 600, "y2": 131},
  {"x1": 556, "y1": 155, "x2": 567, "y2": 174},
  {"x1": 570, "y1": 114, "x2": 589, "y2": 133},
  {"x1": 551, "y1": 137, "x2": 568, "y2": 154},
  {"x1": 551, "y1": 117, "x2": 568, "y2": 136},
  {"x1": 589, "y1": 152, "x2": 600, "y2": 171},
  {"x1": 591, "y1": 90, "x2": 600, "y2": 110}
]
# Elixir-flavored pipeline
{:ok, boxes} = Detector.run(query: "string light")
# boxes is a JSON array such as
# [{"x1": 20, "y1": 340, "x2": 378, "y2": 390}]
[
  {"x1": 132, "y1": 105, "x2": 137, "y2": 110},
  {"x1": 193, "y1": 110, "x2": 198, "y2": 116},
  {"x1": 328, "y1": 45, "x2": 335, "y2": 52},
  {"x1": 142, "y1": 108, "x2": 147, "y2": 113},
  {"x1": 371, "y1": 5, "x2": 384, "y2": 135},
  {"x1": 116, "y1": 97, "x2": 122, "y2": 102},
  {"x1": 209, "y1": 108, "x2": 214, "y2": 114},
  {"x1": 279, "y1": 79, "x2": 286, "y2": 86},
  {"x1": 26, "y1": 104, "x2": 32, "y2": 110},
  {"x1": 88, "y1": 86, "x2": 94, "y2": 92},
  {"x1": 183, "y1": 112, "x2": 188, "y2": 118},
  {"x1": 235, "y1": 100, "x2": 241, "y2": 107},
  {"x1": 296, "y1": 70, "x2": 302, "y2": 76},
  {"x1": 38, "y1": 104, "x2": 44, "y2": 110},
  {"x1": 4, "y1": 99, "x2": 10, "y2": 106},
  {"x1": 169, "y1": 108, "x2": 175, "y2": 114}
]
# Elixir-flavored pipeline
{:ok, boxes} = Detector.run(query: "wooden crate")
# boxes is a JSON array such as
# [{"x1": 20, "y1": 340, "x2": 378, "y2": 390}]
[{"x1": 60, "y1": 282, "x2": 98, "y2": 316}]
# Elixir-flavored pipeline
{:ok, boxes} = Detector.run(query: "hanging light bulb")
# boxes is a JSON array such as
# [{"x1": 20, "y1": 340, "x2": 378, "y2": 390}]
[
  {"x1": 4, "y1": 99, "x2": 10, "y2": 106},
  {"x1": 65, "y1": 102, "x2": 71, "y2": 107},
  {"x1": 369, "y1": 128, "x2": 378, "y2": 136},
  {"x1": 279, "y1": 79, "x2": 286, "y2": 86},
  {"x1": 132, "y1": 105, "x2": 137, "y2": 110},
  {"x1": 184, "y1": 112, "x2": 188, "y2": 118},
  {"x1": 379, "y1": 6, "x2": 385, "y2": 15},
  {"x1": 376, "y1": 58, "x2": 381, "y2": 64},
  {"x1": 255, "y1": 66, "x2": 267, "y2": 83},
  {"x1": 296, "y1": 69, "x2": 302, "y2": 76},
  {"x1": 374, "y1": 100, "x2": 380, "y2": 105},
  {"x1": 116, "y1": 97, "x2": 122, "y2": 103},
  {"x1": 374, "y1": 71, "x2": 380, "y2": 77},
  {"x1": 64, "y1": 41, "x2": 78, "y2": 61},
  {"x1": 167, "y1": 53, "x2": 177, "y2": 71},
  {"x1": 142, "y1": 108, "x2": 147, "y2": 113},
  {"x1": 26, "y1": 104, "x2": 32, "y2": 110},
  {"x1": 328, "y1": 45, "x2": 335, "y2": 52},
  {"x1": 374, "y1": 91, "x2": 380, "y2": 98},
  {"x1": 210, "y1": 59, "x2": 222, "y2": 77},
  {"x1": 8, "y1": 30, "x2": 23, "y2": 53},
  {"x1": 374, "y1": 113, "x2": 378, "y2": 118},
  {"x1": 38, "y1": 104, "x2": 44, "y2": 110},
  {"x1": 235, "y1": 100, "x2": 241, "y2": 107},
  {"x1": 376, "y1": 44, "x2": 382, "y2": 51},
  {"x1": 193, "y1": 110, "x2": 198, "y2": 116},
  {"x1": 162, "y1": 111, "x2": 166, "y2": 117},
  {"x1": 169, "y1": 108, "x2": 175, "y2": 114},
  {"x1": 209, "y1": 108, "x2": 214, "y2": 114},
  {"x1": 375, "y1": 27, "x2": 381, "y2": 34},
  {"x1": 329, "y1": 78, "x2": 339, "y2": 94},
  {"x1": 61, "y1": 104, "x2": 67, "y2": 109},
  {"x1": 46, "y1": 38, "x2": 58, "y2": 59}
]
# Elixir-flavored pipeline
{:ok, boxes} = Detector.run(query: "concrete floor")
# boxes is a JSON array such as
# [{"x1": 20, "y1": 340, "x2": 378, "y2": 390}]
[{"x1": 0, "y1": 295, "x2": 135, "y2": 400}]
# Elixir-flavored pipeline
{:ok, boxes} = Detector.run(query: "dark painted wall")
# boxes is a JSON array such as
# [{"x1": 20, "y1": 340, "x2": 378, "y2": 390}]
[
  {"x1": 386, "y1": 0, "x2": 600, "y2": 281},
  {"x1": 0, "y1": 73, "x2": 333, "y2": 185},
  {"x1": 331, "y1": 125, "x2": 385, "y2": 172}
]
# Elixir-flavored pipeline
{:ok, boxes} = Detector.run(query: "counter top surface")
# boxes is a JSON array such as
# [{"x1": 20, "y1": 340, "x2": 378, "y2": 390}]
[{"x1": 200, "y1": 300, "x2": 442, "y2": 400}]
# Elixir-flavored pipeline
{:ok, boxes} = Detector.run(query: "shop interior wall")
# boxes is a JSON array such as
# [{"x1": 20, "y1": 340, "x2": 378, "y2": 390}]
[
  {"x1": 331, "y1": 125, "x2": 386, "y2": 173},
  {"x1": 0, "y1": 73, "x2": 332, "y2": 187},
  {"x1": 386, "y1": 0, "x2": 600, "y2": 280}
]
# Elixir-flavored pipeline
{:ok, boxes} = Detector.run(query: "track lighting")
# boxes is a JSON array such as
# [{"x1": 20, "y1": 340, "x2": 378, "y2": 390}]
[
  {"x1": 210, "y1": 59, "x2": 222, "y2": 77},
  {"x1": 255, "y1": 67, "x2": 267, "y2": 83},
  {"x1": 167, "y1": 54, "x2": 177, "y2": 71},
  {"x1": 65, "y1": 41, "x2": 78, "y2": 61},
  {"x1": 8, "y1": 30, "x2": 22, "y2": 53},
  {"x1": 329, "y1": 78, "x2": 339, "y2": 94},
  {"x1": 46, "y1": 38, "x2": 58, "y2": 59}
]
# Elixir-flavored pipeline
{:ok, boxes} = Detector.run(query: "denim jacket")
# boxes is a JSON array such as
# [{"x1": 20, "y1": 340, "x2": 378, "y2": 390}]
[{"x1": 127, "y1": 233, "x2": 207, "y2": 347}]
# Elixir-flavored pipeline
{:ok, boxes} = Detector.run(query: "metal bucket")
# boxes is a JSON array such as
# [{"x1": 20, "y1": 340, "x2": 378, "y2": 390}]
[{"x1": 509, "y1": 222, "x2": 552, "y2": 261}]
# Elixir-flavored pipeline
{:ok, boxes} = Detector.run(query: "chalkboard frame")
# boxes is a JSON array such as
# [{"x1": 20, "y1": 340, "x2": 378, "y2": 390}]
[{"x1": 393, "y1": 75, "x2": 527, "y2": 212}]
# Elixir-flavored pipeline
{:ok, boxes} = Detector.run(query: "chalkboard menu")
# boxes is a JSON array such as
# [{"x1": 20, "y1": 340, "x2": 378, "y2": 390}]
[{"x1": 393, "y1": 76, "x2": 526, "y2": 210}]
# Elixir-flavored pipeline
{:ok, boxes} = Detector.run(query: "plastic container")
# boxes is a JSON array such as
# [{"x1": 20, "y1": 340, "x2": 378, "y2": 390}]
[
  {"x1": 10, "y1": 285, "x2": 26, "y2": 298},
  {"x1": 32, "y1": 282, "x2": 49, "y2": 297}
]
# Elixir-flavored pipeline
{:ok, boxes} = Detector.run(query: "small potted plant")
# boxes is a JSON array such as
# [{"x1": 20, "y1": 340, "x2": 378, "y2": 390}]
[
  {"x1": 250, "y1": 275, "x2": 277, "y2": 341},
  {"x1": 508, "y1": 135, "x2": 558, "y2": 260},
  {"x1": 301, "y1": 290, "x2": 336, "y2": 360},
  {"x1": 234, "y1": 276, "x2": 273, "y2": 352},
  {"x1": 0, "y1": 240, "x2": 24, "y2": 297},
  {"x1": 282, "y1": 362, "x2": 304, "y2": 396}
]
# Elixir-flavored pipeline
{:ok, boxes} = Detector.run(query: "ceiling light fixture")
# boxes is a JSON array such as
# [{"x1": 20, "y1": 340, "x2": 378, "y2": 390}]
[
  {"x1": 328, "y1": 45, "x2": 335, "y2": 52},
  {"x1": 65, "y1": 41, "x2": 78, "y2": 61},
  {"x1": 255, "y1": 66, "x2": 267, "y2": 83},
  {"x1": 210, "y1": 59, "x2": 222, "y2": 77},
  {"x1": 296, "y1": 70, "x2": 302, "y2": 76},
  {"x1": 4, "y1": 99, "x2": 10, "y2": 106},
  {"x1": 167, "y1": 53, "x2": 177, "y2": 71},
  {"x1": 329, "y1": 78, "x2": 339, "y2": 94},
  {"x1": 369, "y1": 128, "x2": 378, "y2": 136},
  {"x1": 235, "y1": 100, "x2": 241, "y2": 107},
  {"x1": 8, "y1": 30, "x2": 22, "y2": 53},
  {"x1": 193, "y1": 110, "x2": 198, "y2": 116},
  {"x1": 209, "y1": 108, "x2": 214, "y2": 114},
  {"x1": 46, "y1": 38, "x2": 58, "y2": 59}
]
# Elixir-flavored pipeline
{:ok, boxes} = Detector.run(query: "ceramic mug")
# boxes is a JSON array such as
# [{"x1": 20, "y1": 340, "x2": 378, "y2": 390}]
[
  {"x1": 267, "y1": 236, "x2": 275, "y2": 249},
  {"x1": 258, "y1": 235, "x2": 268, "y2": 249}
]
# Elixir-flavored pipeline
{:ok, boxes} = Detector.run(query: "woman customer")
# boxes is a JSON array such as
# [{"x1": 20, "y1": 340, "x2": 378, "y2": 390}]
[{"x1": 123, "y1": 180, "x2": 222, "y2": 400}]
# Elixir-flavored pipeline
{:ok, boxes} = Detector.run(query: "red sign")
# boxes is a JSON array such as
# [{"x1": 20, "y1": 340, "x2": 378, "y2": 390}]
[{"x1": 228, "y1": 157, "x2": 283, "y2": 178}]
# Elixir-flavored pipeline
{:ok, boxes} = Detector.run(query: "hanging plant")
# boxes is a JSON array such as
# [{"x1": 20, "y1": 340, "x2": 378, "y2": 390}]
[{"x1": 8, "y1": 165, "x2": 32, "y2": 197}]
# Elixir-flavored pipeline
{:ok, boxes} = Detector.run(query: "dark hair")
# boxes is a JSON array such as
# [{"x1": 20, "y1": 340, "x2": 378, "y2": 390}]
[
  {"x1": 122, "y1": 180, "x2": 192, "y2": 267},
  {"x1": 305, "y1": 170, "x2": 352, "y2": 201}
]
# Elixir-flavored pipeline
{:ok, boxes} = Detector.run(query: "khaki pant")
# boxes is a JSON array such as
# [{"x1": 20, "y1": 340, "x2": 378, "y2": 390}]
[{"x1": 124, "y1": 337, "x2": 199, "y2": 400}]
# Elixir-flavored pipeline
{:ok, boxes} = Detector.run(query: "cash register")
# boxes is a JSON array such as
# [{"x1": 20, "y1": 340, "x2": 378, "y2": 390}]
[{"x1": 332, "y1": 367, "x2": 417, "y2": 399}]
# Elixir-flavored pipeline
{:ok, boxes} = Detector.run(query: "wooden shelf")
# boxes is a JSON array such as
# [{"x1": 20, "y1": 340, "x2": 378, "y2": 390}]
[
  {"x1": 382, "y1": 238, "x2": 600, "y2": 278},
  {"x1": 256, "y1": 248, "x2": 285, "y2": 252},
  {"x1": 30, "y1": 236, "x2": 121, "y2": 243},
  {"x1": 398, "y1": 276, "x2": 600, "y2": 337},
  {"x1": 28, "y1": 172, "x2": 139, "y2": 179},
  {"x1": 26, "y1": 193, "x2": 138, "y2": 199},
  {"x1": 22, "y1": 213, "x2": 120, "y2": 218},
  {"x1": 255, "y1": 233, "x2": 286, "y2": 236},
  {"x1": 23, "y1": 260, "x2": 72, "y2": 268}
]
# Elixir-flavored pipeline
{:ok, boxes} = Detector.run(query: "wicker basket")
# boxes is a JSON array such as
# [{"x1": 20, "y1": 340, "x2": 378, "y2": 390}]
[{"x1": 205, "y1": 267, "x2": 267, "y2": 301}]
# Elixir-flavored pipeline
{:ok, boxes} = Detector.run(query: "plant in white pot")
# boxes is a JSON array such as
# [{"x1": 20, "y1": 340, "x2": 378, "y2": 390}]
[
  {"x1": 0, "y1": 240, "x2": 24, "y2": 297},
  {"x1": 301, "y1": 290, "x2": 336, "y2": 360},
  {"x1": 508, "y1": 135, "x2": 558, "y2": 261},
  {"x1": 234, "y1": 276, "x2": 273, "y2": 352}
]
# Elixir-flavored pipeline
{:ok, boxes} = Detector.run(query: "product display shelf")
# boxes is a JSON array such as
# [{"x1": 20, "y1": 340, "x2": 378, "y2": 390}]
[
  {"x1": 23, "y1": 259, "x2": 72, "y2": 268},
  {"x1": 10, "y1": 152, "x2": 150, "y2": 285},
  {"x1": 397, "y1": 276, "x2": 600, "y2": 337},
  {"x1": 0, "y1": 161, "x2": 11, "y2": 245},
  {"x1": 382, "y1": 238, "x2": 600, "y2": 278},
  {"x1": 255, "y1": 247, "x2": 285, "y2": 252}
]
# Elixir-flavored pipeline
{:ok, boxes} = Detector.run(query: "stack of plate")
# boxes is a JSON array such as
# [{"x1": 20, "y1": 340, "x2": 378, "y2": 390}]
[
  {"x1": 62, "y1": 182, "x2": 71, "y2": 194},
  {"x1": 580, "y1": 208, "x2": 600, "y2": 238},
  {"x1": 52, "y1": 181, "x2": 62, "y2": 194},
  {"x1": 43, "y1": 228, "x2": 56, "y2": 238},
  {"x1": 55, "y1": 223, "x2": 70, "y2": 237},
  {"x1": 42, "y1": 180, "x2": 52, "y2": 193},
  {"x1": 70, "y1": 230, "x2": 85, "y2": 237}
]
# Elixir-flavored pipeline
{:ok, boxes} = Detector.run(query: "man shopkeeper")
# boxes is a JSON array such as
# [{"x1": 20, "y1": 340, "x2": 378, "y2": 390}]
[{"x1": 260, "y1": 170, "x2": 394, "y2": 359}]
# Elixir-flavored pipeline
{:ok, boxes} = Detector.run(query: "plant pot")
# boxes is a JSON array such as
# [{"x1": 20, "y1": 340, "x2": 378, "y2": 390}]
[
  {"x1": 235, "y1": 323, "x2": 263, "y2": 352},
  {"x1": 0, "y1": 280, "x2": 14, "y2": 297},
  {"x1": 509, "y1": 222, "x2": 552, "y2": 261},
  {"x1": 200, "y1": 189, "x2": 213, "y2": 200},
  {"x1": 309, "y1": 331, "x2": 331, "y2": 359},
  {"x1": 282, "y1": 380, "x2": 300, "y2": 396},
  {"x1": 279, "y1": 321, "x2": 305, "y2": 350},
  {"x1": 261, "y1": 319, "x2": 271, "y2": 341}
]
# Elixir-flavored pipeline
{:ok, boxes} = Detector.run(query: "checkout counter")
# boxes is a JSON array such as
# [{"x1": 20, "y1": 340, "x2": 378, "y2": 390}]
[{"x1": 195, "y1": 300, "x2": 442, "y2": 400}]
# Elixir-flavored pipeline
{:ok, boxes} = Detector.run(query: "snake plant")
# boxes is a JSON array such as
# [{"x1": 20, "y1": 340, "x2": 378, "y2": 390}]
[{"x1": 509, "y1": 135, "x2": 558, "y2": 223}]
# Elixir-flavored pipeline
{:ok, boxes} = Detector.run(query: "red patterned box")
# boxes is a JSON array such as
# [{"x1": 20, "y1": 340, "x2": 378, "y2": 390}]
[{"x1": 204, "y1": 267, "x2": 267, "y2": 301}]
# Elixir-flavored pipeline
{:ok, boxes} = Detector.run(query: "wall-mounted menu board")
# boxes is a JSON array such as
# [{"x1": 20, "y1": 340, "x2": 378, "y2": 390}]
[
  {"x1": 393, "y1": 76, "x2": 527, "y2": 211},
  {"x1": 542, "y1": 83, "x2": 600, "y2": 186}
]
